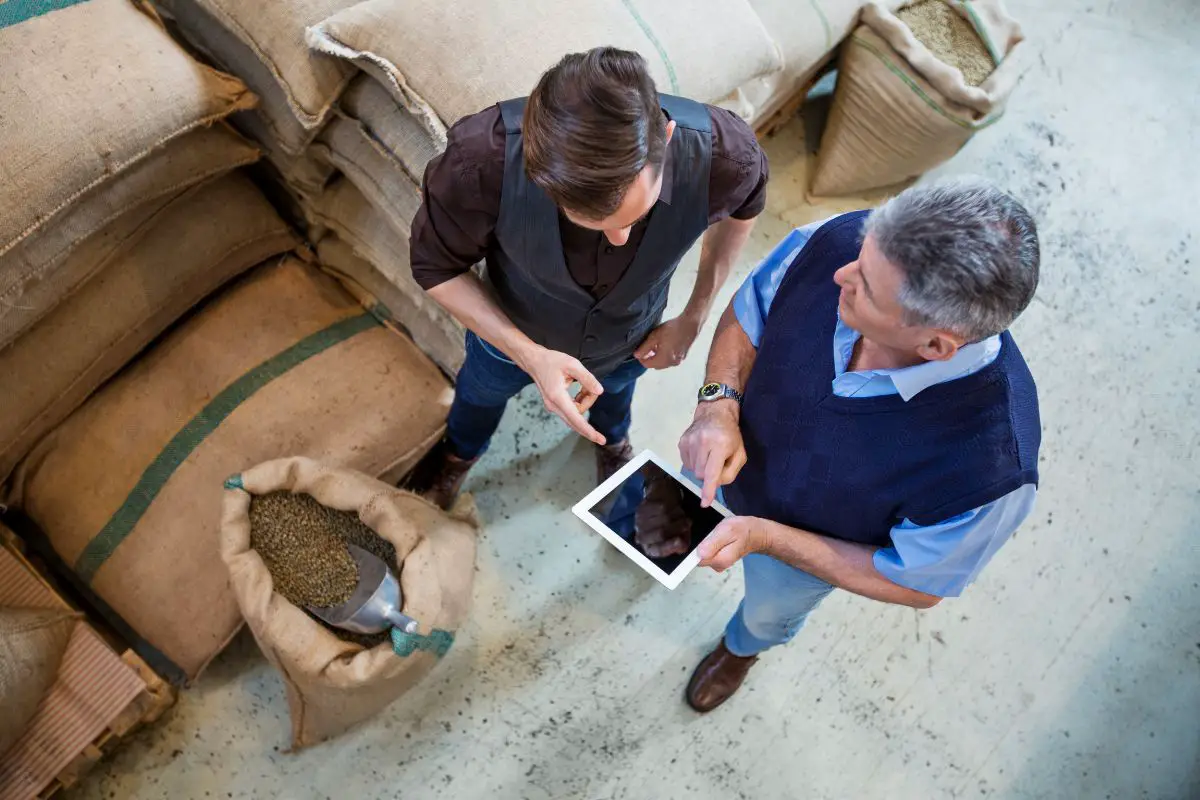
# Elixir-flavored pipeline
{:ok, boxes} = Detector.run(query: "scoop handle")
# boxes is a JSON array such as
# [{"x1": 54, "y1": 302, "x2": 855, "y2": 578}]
[{"x1": 385, "y1": 608, "x2": 420, "y2": 634}]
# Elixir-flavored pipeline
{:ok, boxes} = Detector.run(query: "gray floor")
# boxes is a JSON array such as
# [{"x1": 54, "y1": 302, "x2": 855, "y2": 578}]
[{"x1": 72, "y1": 1, "x2": 1199, "y2": 798}]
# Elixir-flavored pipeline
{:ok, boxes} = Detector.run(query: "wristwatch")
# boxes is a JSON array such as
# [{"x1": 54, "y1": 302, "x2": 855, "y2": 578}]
[{"x1": 697, "y1": 382, "x2": 744, "y2": 405}]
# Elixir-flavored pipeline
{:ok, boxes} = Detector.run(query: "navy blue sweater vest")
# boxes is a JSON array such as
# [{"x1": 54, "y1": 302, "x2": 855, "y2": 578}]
[{"x1": 724, "y1": 211, "x2": 1041, "y2": 548}]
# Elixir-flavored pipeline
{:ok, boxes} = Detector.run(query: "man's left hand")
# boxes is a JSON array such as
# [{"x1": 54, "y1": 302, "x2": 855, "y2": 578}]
[
  {"x1": 633, "y1": 315, "x2": 701, "y2": 370},
  {"x1": 697, "y1": 516, "x2": 771, "y2": 572}
]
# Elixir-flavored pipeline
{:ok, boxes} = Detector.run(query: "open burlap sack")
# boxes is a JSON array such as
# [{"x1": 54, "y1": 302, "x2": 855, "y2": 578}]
[
  {"x1": 0, "y1": 607, "x2": 79, "y2": 757},
  {"x1": 0, "y1": 0, "x2": 255, "y2": 256},
  {"x1": 339, "y1": 76, "x2": 441, "y2": 185},
  {"x1": 156, "y1": 0, "x2": 359, "y2": 154},
  {"x1": 312, "y1": 114, "x2": 423, "y2": 234},
  {"x1": 0, "y1": 124, "x2": 260, "y2": 351},
  {"x1": 220, "y1": 457, "x2": 479, "y2": 748},
  {"x1": 307, "y1": 0, "x2": 783, "y2": 147},
  {"x1": 0, "y1": 173, "x2": 297, "y2": 485},
  {"x1": 811, "y1": 0, "x2": 1026, "y2": 196},
  {"x1": 304, "y1": 178, "x2": 465, "y2": 374},
  {"x1": 9, "y1": 258, "x2": 453, "y2": 681}
]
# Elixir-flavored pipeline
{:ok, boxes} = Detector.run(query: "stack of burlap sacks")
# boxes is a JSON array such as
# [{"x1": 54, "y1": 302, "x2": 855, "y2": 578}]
[
  {"x1": 1, "y1": 0, "x2": 456, "y2": 702},
  {"x1": 152, "y1": 0, "x2": 792, "y2": 375}
]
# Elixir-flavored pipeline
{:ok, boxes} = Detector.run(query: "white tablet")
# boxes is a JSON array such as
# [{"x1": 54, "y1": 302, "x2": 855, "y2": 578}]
[{"x1": 572, "y1": 450, "x2": 734, "y2": 590}]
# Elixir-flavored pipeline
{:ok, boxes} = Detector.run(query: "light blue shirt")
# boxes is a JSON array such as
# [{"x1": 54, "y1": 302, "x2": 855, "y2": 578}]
[{"x1": 731, "y1": 218, "x2": 1036, "y2": 597}]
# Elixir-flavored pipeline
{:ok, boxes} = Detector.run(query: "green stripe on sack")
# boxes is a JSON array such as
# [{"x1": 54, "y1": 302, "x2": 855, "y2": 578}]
[
  {"x1": 392, "y1": 628, "x2": 454, "y2": 658},
  {"x1": 75, "y1": 312, "x2": 379, "y2": 582},
  {"x1": 0, "y1": 0, "x2": 92, "y2": 29},
  {"x1": 619, "y1": 0, "x2": 679, "y2": 94}
]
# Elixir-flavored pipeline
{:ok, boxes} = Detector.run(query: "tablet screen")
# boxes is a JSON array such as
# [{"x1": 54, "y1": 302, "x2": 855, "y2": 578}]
[{"x1": 573, "y1": 451, "x2": 733, "y2": 589}]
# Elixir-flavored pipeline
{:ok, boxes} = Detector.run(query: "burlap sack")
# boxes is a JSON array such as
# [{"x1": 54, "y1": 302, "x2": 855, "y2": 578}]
[
  {"x1": 157, "y1": 0, "x2": 360, "y2": 155},
  {"x1": 811, "y1": 0, "x2": 1025, "y2": 195},
  {"x1": 318, "y1": 237, "x2": 466, "y2": 376},
  {"x1": 339, "y1": 76, "x2": 441, "y2": 185},
  {"x1": 307, "y1": 0, "x2": 784, "y2": 147},
  {"x1": 0, "y1": 0, "x2": 255, "y2": 255},
  {"x1": 0, "y1": 124, "x2": 260, "y2": 350},
  {"x1": 730, "y1": 0, "x2": 907, "y2": 124},
  {"x1": 236, "y1": 109, "x2": 337, "y2": 197},
  {"x1": 219, "y1": 457, "x2": 479, "y2": 748},
  {"x1": 9, "y1": 258, "x2": 453, "y2": 680},
  {"x1": 0, "y1": 173, "x2": 297, "y2": 485},
  {"x1": 304, "y1": 179, "x2": 466, "y2": 374},
  {"x1": 313, "y1": 114, "x2": 423, "y2": 234},
  {"x1": 0, "y1": 608, "x2": 79, "y2": 757}
]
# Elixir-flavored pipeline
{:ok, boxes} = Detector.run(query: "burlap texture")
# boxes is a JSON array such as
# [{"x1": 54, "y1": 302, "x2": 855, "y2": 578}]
[
  {"x1": 811, "y1": 0, "x2": 1025, "y2": 195},
  {"x1": 0, "y1": 607, "x2": 79, "y2": 757},
  {"x1": 339, "y1": 76, "x2": 441, "y2": 185},
  {"x1": 0, "y1": 124, "x2": 260, "y2": 351},
  {"x1": 307, "y1": 0, "x2": 783, "y2": 147},
  {"x1": 0, "y1": 0, "x2": 255, "y2": 255},
  {"x1": 10, "y1": 258, "x2": 452, "y2": 680},
  {"x1": 312, "y1": 113, "x2": 423, "y2": 234},
  {"x1": 220, "y1": 457, "x2": 478, "y2": 748},
  {"x1": 0, "y1": 173, "x2": 297, "y2": 485},
  {"x1": 304, "y1": 179, "x2": 466, "y2": 374}
]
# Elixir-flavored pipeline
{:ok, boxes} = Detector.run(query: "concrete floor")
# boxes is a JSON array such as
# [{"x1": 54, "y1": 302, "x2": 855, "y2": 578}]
[{"x1": 71, "y1": 1, "x2": 1198, "y2": 798}]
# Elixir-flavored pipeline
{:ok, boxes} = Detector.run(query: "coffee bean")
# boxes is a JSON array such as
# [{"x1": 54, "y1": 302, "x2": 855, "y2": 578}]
[{"x1": 249, "y1": 491, "x2": 398, "y2": 647}]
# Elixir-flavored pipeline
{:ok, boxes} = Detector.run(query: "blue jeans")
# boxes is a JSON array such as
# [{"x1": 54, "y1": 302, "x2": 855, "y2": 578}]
[
  {"x1": 680, "y1": 471, "x2": 836, "y2": 657},
  {"x1": 446, "y1": 333, "x2": 647, "y2": 460},
  {"x1": 724, "y1": 554, "x2": 836, "y2": 656}
]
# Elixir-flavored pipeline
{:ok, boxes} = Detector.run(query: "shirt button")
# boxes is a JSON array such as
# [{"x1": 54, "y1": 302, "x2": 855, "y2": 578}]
[
  {"x1": 584, "y1": 334, "x2": 598, "y2": 343},
  {"x1": 596, "y1": 283, "x2": 610, "y2": 293},
  {"x1": 604, "y1": 245, "x2": 614, "y2": 255}
]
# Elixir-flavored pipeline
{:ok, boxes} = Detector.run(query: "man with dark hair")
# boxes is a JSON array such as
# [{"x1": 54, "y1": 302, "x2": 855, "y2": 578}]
[
  {"x1": 406, "y1": 47, "x2": 767, "y2": 508},
  {"x1": 672, "y1": 178, "x2": 1042, "y2": 712}
]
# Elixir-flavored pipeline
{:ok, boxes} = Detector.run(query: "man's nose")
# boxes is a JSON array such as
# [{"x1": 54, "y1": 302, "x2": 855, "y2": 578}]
[
  {"x1": 833, "y1": 263, "x2": 852, "y2": 287},
  {"x1": 604, "y1": 226, "x2": 632, "y2": 247}
]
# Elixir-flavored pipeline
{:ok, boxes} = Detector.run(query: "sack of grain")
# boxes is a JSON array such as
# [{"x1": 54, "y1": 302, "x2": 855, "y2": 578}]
[
  {"x1": 237, "y1": 110, "x2": 337, "y2": 197},
  {"x1": 0, "y1": 124, "x2": 260, "y2": 351},
  {"x1": 0, "y1": 173, "x2": 297, "y2": 485},
  {"x1": 307, "y1": 0, "x2": 783, "y2": 147},
  {"x1": 156, "y1": 0, "x2": 360, "y2": 155},
  {"x1": 304, "y1": 178, "x2": 466, "y2": 374},
  {"x1": 8, "y1": 258, "x2": 453, "y2": 681},
  {"x1": 219, "y1": 457, "x2": 478, "y2": 748},
  {"x1": 0, "y1": 0, "x2": 255, "y2": 257},
  {"x1": 732, "y1": 0, "x2": 909, "y2": 127},
  {"x1": 0, "y1": 608, "x2": 79, "y2": 757},
  {"x1": 810, "y1": 0, "x2": 1025, "y2": 195},
  {"x1": 318, "y1": 237, "x2": 465, "y2": 376},
  {"x1": 313, "y1": 114, "x2": 423, "y2": 234},
  {"x1": 339, "y1": 76, "x2": 442, "y2": 185}
]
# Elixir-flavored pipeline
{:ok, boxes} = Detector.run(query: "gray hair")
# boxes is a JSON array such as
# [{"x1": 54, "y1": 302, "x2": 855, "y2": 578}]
[{"x1": 865, "y1": 177, "x2": 1040, "y2": 342}]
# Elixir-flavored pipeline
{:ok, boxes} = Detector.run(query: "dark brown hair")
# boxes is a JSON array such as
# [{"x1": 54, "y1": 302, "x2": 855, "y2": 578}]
[{"x1": 523, "y1": 47, "x2": 667, "y2": 221}]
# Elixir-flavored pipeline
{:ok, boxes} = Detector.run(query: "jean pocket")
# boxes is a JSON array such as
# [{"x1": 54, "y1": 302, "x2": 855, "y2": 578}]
[{"x1": 468, "y1": 332, "x2": 519, "y2": 366}]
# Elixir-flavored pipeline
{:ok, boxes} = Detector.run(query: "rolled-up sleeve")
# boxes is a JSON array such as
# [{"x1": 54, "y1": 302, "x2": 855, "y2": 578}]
[
  {"x1": 732, "y1": 219, "x2": 833, "y2": 347},
  {"x1": 873, "y1": 484, "x2": 1038, "y2": 597}
]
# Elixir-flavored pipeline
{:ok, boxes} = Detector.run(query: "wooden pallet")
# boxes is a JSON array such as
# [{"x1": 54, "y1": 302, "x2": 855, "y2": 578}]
[
  {"x1": 0, "y1": 528, "x2": 177, "y2": 799},
  {"x1": 39, "y1": 649, "x2": 176, "y2": 798}
]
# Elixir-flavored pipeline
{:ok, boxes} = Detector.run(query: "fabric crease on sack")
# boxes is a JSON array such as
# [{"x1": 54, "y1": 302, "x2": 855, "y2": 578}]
[
  {"x1": 220, "y1": 456, "x2": 479, "y2": 749},
  {"x1": 8, "y1": 259, "x2": 453, "y2": 681}
]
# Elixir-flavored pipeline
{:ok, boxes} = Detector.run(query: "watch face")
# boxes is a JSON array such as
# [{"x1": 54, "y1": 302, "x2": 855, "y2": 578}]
[{"x1": 700, "y1": 383, "x2": 721, "y2": 399}]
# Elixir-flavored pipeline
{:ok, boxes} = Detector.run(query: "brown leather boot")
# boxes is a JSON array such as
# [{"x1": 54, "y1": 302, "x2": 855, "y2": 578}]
[
  {"x1": 596, "y1": 438, "x2": 634, "y2": 484},
  {"x1": 685, "y1": 639, "x2": 758, "y2": 713},
  {"x1": 402, "y1": 440, "x2": 478, "y2": 510}
]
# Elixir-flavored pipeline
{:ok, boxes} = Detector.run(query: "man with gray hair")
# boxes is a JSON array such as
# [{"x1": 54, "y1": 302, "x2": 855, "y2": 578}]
[{"x1": 662, "y1": 177, "x2": 1041, "y2": 712}]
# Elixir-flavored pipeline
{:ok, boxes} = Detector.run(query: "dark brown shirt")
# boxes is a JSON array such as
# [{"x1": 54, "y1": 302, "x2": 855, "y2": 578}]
[{"x1": 410, "y1": 104, "x2": 769, "y2": 296}]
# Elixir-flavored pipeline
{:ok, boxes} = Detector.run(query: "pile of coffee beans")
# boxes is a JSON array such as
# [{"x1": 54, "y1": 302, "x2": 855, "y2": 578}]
[
  {"x1": 898, "y1": 0, "x2": 994, "y2": 87},
  {"x1": 249, "y1": 491, "x2": 398, "y2": 609}
]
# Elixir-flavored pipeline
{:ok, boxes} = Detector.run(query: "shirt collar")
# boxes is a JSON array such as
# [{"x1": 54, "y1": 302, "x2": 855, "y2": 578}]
[
  {"x1": 835, "y1": 317, "x2": 1002, "y2": 401},
  {"x1": 657, "y1": 138, "x2": 674, "y2": 206}
]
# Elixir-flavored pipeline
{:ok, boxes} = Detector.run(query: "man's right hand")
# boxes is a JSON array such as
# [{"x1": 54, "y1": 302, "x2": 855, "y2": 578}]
[
  {"x1": 679, "y1": 400, "x2": 746, "y2": 507},
  {"x1": 518, "y1": 345, "x2": 607, "y2": 445}
]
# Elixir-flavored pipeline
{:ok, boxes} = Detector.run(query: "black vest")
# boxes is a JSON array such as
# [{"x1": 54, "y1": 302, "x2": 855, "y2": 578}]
[
  {"x1": 490, "y1": 95, "x2": 711, "y2": 378},
  {"x1": 725, "y1": 212, "x2": 1041, "y2": 547}
]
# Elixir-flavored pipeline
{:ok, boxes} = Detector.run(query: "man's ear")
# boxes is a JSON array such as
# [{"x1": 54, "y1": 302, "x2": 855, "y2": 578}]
[
  {"x1": 916, "y1": 330, "x2": 963, "y2": 362},
  {"x1": 665, "y1": 119, "x2": 677, "y2": 144}
]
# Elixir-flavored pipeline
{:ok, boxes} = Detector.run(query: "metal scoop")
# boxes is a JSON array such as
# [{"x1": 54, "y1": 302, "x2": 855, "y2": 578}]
[{"x1": 309, "y1": 544, "x2": 419, "y2": 634}]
